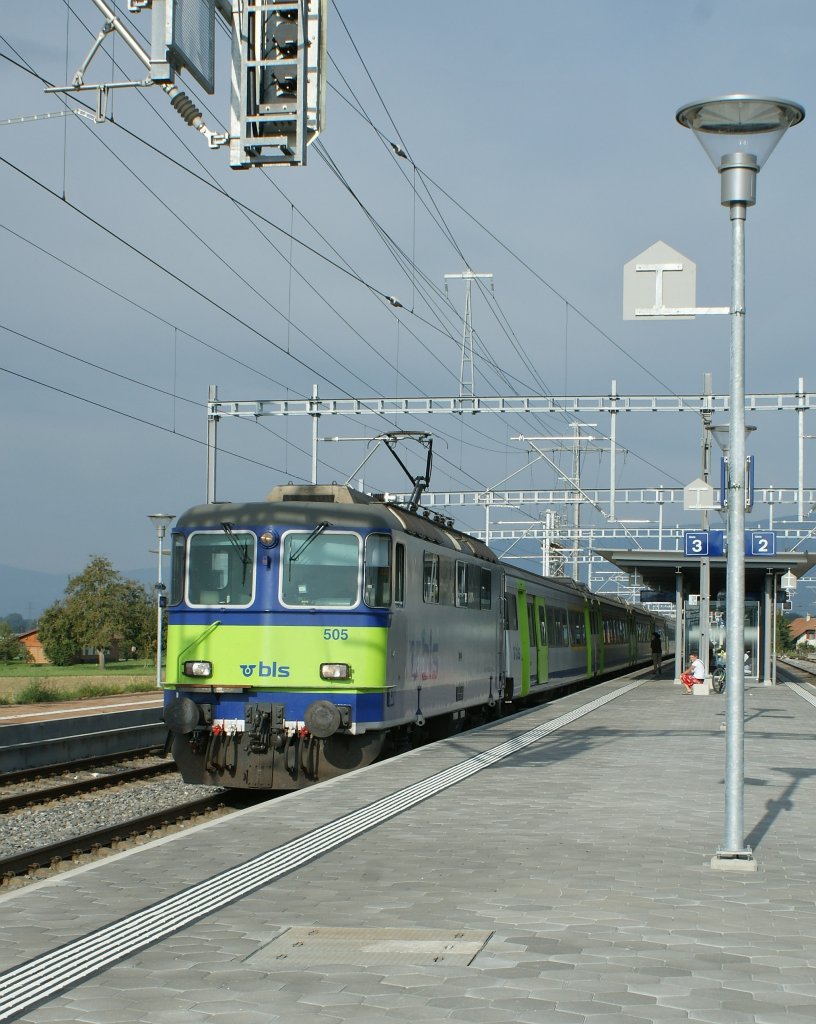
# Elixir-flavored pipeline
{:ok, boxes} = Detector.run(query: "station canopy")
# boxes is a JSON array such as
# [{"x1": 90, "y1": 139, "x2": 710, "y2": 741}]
[{"x1": 594, "y1": 547, "x2": 816, "y2": 601}]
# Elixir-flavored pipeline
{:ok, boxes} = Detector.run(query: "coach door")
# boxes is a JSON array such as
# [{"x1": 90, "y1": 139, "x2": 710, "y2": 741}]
[
  {"x1": 526, "y1": 598, "x2": 538, "y2": 688},
  {"x1": 537, "y1": 600, "x2": 549, "y2": 684},
  {"x1": 512, "y1": 582, "x2": 534, "y2": 698},
  {"x1": 590, "y1": 601, "x2": 602, "y2": 676},
  {"x1": 503, "y1": 579, "x2": 519, "y2": 691}
]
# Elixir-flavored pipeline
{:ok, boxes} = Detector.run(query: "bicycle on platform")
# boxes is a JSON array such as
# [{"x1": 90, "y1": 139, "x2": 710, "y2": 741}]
[{"x1": 712, "y1": 666, "x2": 726, "y2": 693}]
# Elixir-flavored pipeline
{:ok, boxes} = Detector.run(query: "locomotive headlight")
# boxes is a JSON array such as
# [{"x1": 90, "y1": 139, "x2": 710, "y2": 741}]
[
  {"x1": 183, "y1": 660, "x2": 213, "y2": 678},
  {"x1": 259, "y1": 529, "x2": 279, "y2": 547},
  {"x1": 320, "y1": 662, "x2": 351, "y2": 681}
]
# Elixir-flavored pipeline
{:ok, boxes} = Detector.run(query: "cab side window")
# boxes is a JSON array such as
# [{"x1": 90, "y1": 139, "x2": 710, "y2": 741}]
[
  {"x1": 364, "y1": 534, "x2": 391, "y2": 608},
  {"x1": 423, "y1": 552, "x2": 439, "y2": 603}
]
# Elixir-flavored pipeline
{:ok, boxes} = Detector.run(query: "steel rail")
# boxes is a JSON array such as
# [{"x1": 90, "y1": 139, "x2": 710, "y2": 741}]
[
  {"x1": 0, "y1": 794, "x2": 230, "y2": 881},
  {"x1": 0, "y1": 746, "x2": 166, "y2": 787},
  {"x1": 0, "y1": 761, "x2": 176, "y2": 814}
]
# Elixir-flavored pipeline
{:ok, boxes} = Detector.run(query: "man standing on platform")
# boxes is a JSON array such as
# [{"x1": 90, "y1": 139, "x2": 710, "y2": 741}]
[{"x1": 650, "y1": 631, "x2": 663, "y2": 678}]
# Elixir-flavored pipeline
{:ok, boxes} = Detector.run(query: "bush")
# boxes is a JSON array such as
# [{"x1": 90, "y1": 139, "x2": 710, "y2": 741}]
[
  {"x1": 16, "y1": 680, "x2": 60, "y2": 703},
  {"x1": 0, "y1": 623, "x2": 25, "y2": 662}
]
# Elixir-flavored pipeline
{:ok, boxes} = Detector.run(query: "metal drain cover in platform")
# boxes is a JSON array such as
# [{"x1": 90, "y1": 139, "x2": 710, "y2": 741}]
[{"x1": 246, "y1": 926, "x2": 493, "y2": 967}]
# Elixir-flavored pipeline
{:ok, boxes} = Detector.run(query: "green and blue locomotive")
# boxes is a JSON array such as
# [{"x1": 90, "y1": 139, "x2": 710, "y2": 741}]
[{"x1": 163, "y1": 484, "x2": 670, "y2": 790}]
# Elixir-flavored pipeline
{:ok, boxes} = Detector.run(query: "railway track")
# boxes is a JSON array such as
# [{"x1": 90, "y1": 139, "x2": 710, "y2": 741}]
[
  {"x1": 0, "y1": 792, "x2": 234, "y2": 882},
  {"x1": 0, "y1": 744, "x2": 168, "y2": 787},
  {"x1": 0, "y1": 744, "x2": 273, "y2": 886},
  {"x1": 0, "y1": 758, "x2": 177, "y2": 814}
]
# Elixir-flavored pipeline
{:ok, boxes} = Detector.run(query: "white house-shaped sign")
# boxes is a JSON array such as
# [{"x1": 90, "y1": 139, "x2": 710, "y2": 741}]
[
  {"x1": 623, "y1": 240, "x2": 696, "y2": 321},
  {"x1": 683, "y1": 477, "x2": 717, "y2": 511}
]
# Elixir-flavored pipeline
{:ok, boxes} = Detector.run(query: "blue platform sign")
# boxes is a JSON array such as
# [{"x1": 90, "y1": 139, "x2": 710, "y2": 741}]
[
  {"x1": 746, "y1": 530, "x2": 776, "y2": 556},
  {"x1": 684, "y1": 531, "x2": 708, "y2": 556},
  {"x1": 684, "y1": 530, "x2": 724, "y2": 557}
]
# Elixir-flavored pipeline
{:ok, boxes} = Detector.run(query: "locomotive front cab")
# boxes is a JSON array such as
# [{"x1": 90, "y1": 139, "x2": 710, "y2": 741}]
[{"x1": 163, "y1": 503, "x2": 393, "y2": 789}]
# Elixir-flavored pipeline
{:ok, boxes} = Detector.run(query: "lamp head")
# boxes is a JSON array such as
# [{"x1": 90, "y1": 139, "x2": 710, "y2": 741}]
[
  {"x1": 148, "y1": 513, "x2": 175, "y2": 537},
  {"x1": 676, "y1": 95, "x2": 804, "y2": 205},
  {"x1": 709, "y1": 424, "x2": 757, "y2": 454}
]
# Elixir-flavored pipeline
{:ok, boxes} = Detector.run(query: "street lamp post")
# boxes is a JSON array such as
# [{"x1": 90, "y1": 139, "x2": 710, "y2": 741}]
[
  {"x1": 677, "y1": 95, "x2": 804, "y2": 870},
  {"x1": 148, "y1": 514, "x2": 175, "y2": 690}
]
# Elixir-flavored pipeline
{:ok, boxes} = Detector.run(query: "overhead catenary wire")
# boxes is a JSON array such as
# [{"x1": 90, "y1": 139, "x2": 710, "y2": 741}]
[
  {"x1": 10, "y1": 5, "x2": 639, "y2": 481},
  {"x1": 319, "y1": 21, "x2": 682, "y2": 486},
  {"x1": 0, "y1": 27, "x2": 502, "y2": 492},
  {"x1": 0, "y1": 145, "x2": 494, "y2": 494},
  {"x1": 45, "y1": 3, "x2": 623, "y2": 474},
  {"x1": 8, "y1": 10, "x2": 677, "y2": 408},
  {"x1": 317, "y1": 85, "x2": 680, "y2": 535},
  {"x1": 1, "y1": 76, "x2": 503, "y2": 495},
  {"x1": 0, "y1": 317, "x2": 327, "y2": 471},
  {"x1": 3, "y1": 7, "x2": 683, "y2": 507},
  {"x1": 0, "y1": 364, "x2": 304, "y2": 480}
]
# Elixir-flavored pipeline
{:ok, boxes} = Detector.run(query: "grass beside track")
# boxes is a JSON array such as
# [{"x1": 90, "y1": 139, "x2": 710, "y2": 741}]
[{"x1": 0, "y1": 663, "x2": 157, "y2": 705}]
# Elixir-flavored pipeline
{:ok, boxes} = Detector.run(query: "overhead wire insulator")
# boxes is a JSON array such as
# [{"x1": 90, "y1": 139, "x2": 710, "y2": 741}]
[
  {"x1": 164, "y1": 84, "x2": 204, "y2": 129},
  {"x1": 162, "y1": 84, "x2": 227, "y2": 148}
]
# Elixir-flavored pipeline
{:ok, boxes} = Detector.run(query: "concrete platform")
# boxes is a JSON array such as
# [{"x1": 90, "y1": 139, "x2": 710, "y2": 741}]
[
  {"x1": 0, "y1": 695, "x2": 165, "y2": 772},
  {"x1": 2, "y1": 668, "x2": 816, "y2": 1023}
]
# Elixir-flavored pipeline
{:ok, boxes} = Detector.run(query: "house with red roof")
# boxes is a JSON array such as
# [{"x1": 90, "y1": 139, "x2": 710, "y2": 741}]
[{"x1": 787, "y1": 615, "x2": 816, "y2": 650}]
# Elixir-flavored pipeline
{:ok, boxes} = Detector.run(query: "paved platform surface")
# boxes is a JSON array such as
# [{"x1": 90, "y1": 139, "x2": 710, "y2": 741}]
[{"x1": 2, "y1": 669, "x2": 816, "y2": 1023}]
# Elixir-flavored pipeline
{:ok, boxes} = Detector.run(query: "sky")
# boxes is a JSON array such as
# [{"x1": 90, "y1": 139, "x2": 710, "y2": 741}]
[{"x1": 2, "y1": 1, "x2": 815, "y2": 614}]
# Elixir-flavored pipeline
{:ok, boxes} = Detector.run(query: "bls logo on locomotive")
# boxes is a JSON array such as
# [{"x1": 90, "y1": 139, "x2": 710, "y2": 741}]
[
  {"x1": 240, "y1": 661, "x2": 291, "y2": 678},
  {"x1": 409, "y1": 629, "x2": 439, "y2": 681}
]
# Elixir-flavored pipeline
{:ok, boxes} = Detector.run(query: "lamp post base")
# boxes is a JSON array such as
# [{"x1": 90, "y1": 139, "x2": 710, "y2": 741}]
[{"x1": 710, "y1": 850, "x2": 758, "y2": 872}]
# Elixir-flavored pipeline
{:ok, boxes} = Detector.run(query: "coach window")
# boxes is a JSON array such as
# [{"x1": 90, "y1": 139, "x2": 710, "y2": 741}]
[
  {"x1": 187, "y1": 530, "x2": 255, "y2": 607},
  {"x1": 480, "y1": 568, "x2": 492, "y2": 609},
  {"x1": 423, "y1": 552, "x2": 439, "y2": 603},
  {"x1": 547, "y1": 606, "x2": 568, "y2": 647},
  {"x1": 169, "y1": 533, "x2": 185, "y2": 606},
  {"x1": 527, "y1": 600, "x2": 538, "y2": 646},
  {"x1": 569, "y1": 609, "x2": 585, "y2": 646},
  {"x1": 364, "y1": 533, "x2": 391, "y2": 607},
  {"x1": 393, "y1": 543, "x2": 405, "y2": 607},
  {"x1": 537, "y1": 605, "x2": 547, "y2": 644}
]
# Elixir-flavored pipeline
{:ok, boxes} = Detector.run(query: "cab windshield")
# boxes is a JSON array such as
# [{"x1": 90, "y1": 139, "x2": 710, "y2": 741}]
[
  {"x1": 281, "y1": 531, "x2": 360, "y2": 607},
  {"x1": 186, "y1": 531, "x2": 255, "y2": 607}
]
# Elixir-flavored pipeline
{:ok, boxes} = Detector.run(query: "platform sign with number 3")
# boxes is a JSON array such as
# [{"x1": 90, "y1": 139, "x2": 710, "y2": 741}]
[{"x1": 684, "y1": 531, "x2": 709, "y2": 556}]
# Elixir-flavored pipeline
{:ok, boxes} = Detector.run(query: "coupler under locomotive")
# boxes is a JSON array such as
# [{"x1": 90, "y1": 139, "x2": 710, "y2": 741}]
[{"x1": 163, "y1": 695, "x2": 386, "y2": 791}]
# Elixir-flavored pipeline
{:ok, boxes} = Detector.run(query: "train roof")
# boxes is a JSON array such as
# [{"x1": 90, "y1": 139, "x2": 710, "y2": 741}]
[
  {"x1": 176, "y1": 484, "x2": 499, "y2": 562},
  {"x1": 500, "y1": 560, "x2": 663, "y2": 618},
  {"x1": 176, "y1": 486, "x2": 666, "y2": 620}
]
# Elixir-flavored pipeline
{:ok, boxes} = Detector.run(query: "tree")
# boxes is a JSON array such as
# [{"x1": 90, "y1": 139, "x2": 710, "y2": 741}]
[
  {"x1": 38, "y1": 602, "x2": 78, "y2": 665},
  {"x1": 62, "y1": 556, "x2": 153, "y2": 670},
  {"x1": 775, "y1": 614, "x2": 794, "y2": 655},
  {"x1": 0, "y1": 621, "x2": 26, "y2": 662}
]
